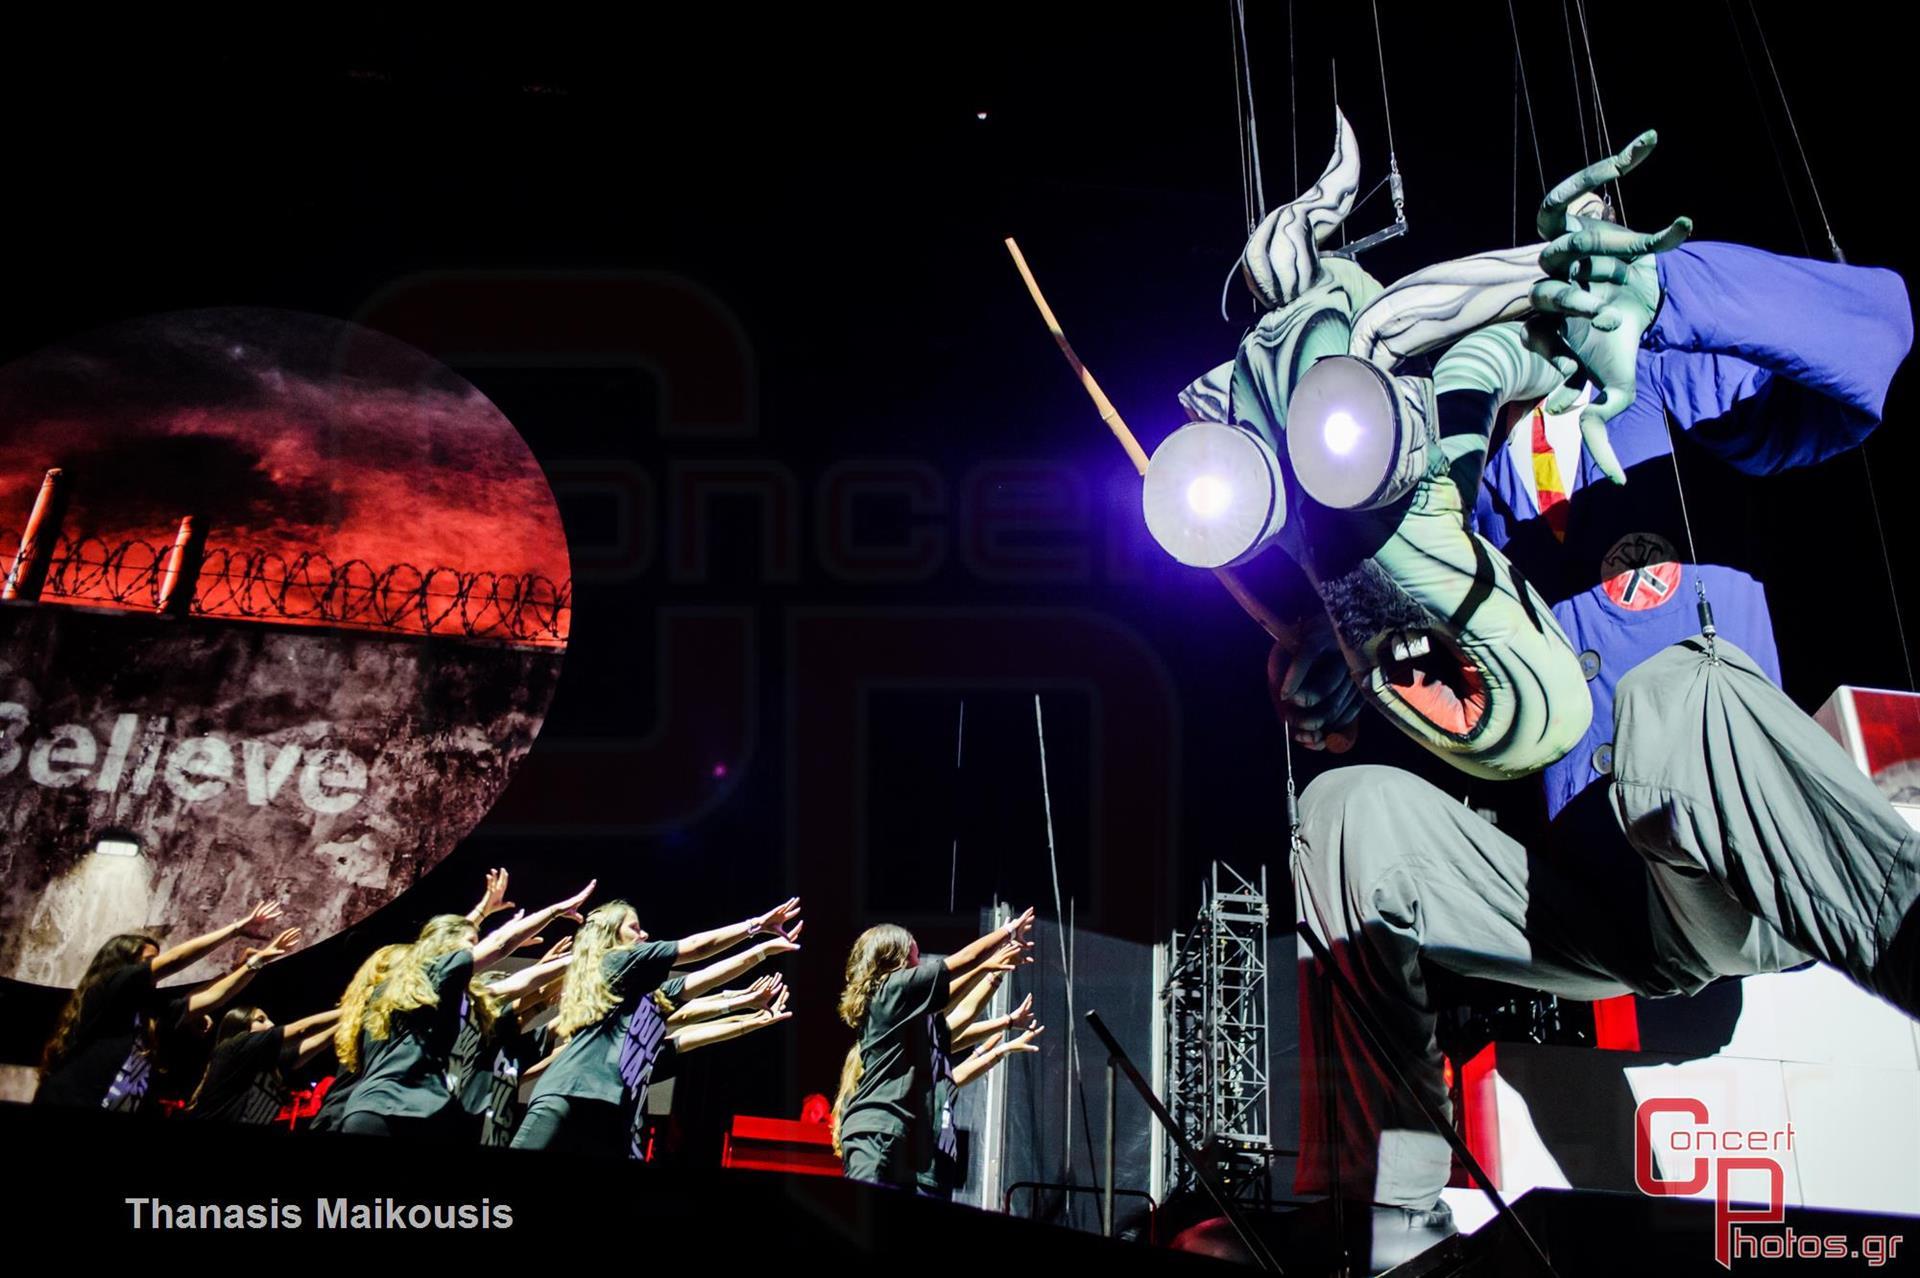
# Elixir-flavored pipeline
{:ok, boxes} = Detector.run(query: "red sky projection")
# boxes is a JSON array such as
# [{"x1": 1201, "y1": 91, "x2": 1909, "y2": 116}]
[{"x1": 0, "y1": 309, "x2": 569, "y2": 645}]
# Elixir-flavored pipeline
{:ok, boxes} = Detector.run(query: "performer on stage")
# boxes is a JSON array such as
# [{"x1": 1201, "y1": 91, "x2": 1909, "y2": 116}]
[
  {"x1": 310, "y1": 942, "x2": 408, "y2": 1134},
  {"x1": 926, "y1": 977, "x2": 1043, "y2": 1196},
  {"x1": 36, "y1": 901, "x2": 295, "y2": 1112},
  {"x1": 509, "y1": 895, "x2": 804, "y2": 1156},
  {"x1": 449, "y1": 939, "x2": 574, "y2": 1146},
  {"x1": 832, "y1": 908, "x2": 1035, "y2": 1193},
  {"x1": 186, "y1": 1002, "x2": 344, "y2": 1125},
  {"x1": 337, "y1": 879, "x2": 594, "y2": 1139}
]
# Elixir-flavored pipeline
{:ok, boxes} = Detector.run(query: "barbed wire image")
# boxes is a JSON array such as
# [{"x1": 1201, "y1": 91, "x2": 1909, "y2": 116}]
[{"x1": 1, "y1": 528, "x2": 570, "y2": 646}]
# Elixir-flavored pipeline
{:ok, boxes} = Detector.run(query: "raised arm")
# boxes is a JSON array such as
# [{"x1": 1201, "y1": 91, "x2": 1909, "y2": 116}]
[
  {"x1": 946, "y1": 939, "x2": 1035, "y2": 1023},
  {"x1": 673, "y1": 927, "x2": 801, "y2": 1001},
  {"x1": 671, "y1": 898, "x2": 802, "y2": 965},
  {"x1": 668, "y1": 988, "x2": 794, "y2": 1054},
  {"x1": 186, "y1": 928, "x2": 301, "y2": 1015},
  {"x1": 471, "y1": 880, "x2": 595, "y2": 970},
  {"x1": 465, "y1": 868, "x2": 515, "y2": 926},
  {"x1": 1524, "y1": 133, "x2": 1911, "y2": 479},
  {"x1": 953, "y1": 1024, "x2": 1044, "y2": 1088},
  {"x1": 289, "y1": 1011, "x2": 345, "y2": 1071},
  {"x1": 666, "y1": 975, "x2": 782, "y2": 1027},
  {"x1": 280, "y1": 1006, "x2": 343, "y2": 1040},
  {"x1": 483, "y1": 950, "x2": 575, "y2": 1003},
  {"x1": 943, "y1": 908, "x2": 1035, "y2": 996},
  {"x1": 153, "y1": 900, "x2": 284, "y2": 978},
  {"x1": 1642, "y1": 242, "x2": 1913, "y2": 472},
  {"x1": 954, "y1": 992, "x2": 1035, "y2": 1052}
]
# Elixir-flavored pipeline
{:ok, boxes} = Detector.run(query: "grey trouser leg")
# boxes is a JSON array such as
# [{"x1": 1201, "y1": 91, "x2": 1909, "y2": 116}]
[
  {"x1": 1611, "y1": 637, "x2": 1920, "y2": 1013},
  {"x1": 1293, "y1": 765, "x2": 1679, "y2": 1209},
  {"x1": 1295, "y1": 638, "x2": 1920, "y2": 1211}
]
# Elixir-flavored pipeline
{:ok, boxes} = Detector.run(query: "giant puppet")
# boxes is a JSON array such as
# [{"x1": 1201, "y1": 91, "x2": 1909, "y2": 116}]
[{"x1": 1024, "y1": 114, "x2": 1916, "y2": 1260}]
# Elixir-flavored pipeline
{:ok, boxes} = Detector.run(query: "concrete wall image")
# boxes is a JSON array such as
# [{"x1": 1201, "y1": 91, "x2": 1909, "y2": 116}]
[
  {"x1": 0, "y1": 604, "x2": 563, "y2": 987},
  {"x1": 0, "y1": 307, "x2": 572, "y2": 988}
]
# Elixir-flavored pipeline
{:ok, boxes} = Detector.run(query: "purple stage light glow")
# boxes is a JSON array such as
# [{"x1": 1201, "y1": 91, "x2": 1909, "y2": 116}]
[
  {"x1": 1185, "y1": 475, "x2": 1232, "y2": 518},
  {"x1": 1323, "y1": 411, "x2": 1361, "y2": 456}
]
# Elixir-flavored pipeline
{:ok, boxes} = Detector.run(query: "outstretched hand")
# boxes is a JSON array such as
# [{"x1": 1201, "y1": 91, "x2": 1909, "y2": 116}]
[
  {"x1": 1006, "y1": 993, "x2": 1036, "y2": 1031},
  {"x1": 1526, "y1": 129, "x2": 1693, "y2": 484},
  {"x1": 477, "y1": 868, "x2": 514, "y2": 919},
  {"x1": 558, "y1": 880, "x2": 598, "y2": 914},
  {"x1": 757, "y1": 920, "x2": 804, "y2": 956},
  {"x1": 245, "y1": 927, "x2": 302, "y2": 966},
  {"x1": 999, "y1": 1024, "x2": 1045, "y2": 1056},
  {"x1": 981, "y1": 940, "x2": 1034, "y2": 975},
  {"x1": 238, "y1": 900, "x2": 286, "y2": 934},
  {"x1": 741, "y1": 974, "x2": 784, "y2": 1010},
  {"x1": 749, "y1": 897, "x2": 803, "y2": 942},
  {"x1": 752, "y1": 987, "x2": 794, "y2": 1027}
]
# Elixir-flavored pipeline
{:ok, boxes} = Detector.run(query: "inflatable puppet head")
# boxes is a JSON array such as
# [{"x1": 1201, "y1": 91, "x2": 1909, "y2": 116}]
[{"x1": 1142, "y1": 112, "x2": 1602, "y2": 780}]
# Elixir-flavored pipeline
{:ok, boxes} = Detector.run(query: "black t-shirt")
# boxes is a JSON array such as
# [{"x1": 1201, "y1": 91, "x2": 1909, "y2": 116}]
[
  {"x1": 35, "y1": 961, "x2": 165, "y2": 1110},
  {"x1": 924, "y1": 1074, "x2": 962, "y2": 1192},
  {"x1": 341, "y1": 950, "x2": 473, "y2": 1121},
  {"x1": 309, "y1": 1070, "x2": 355, "y2": 1132},
  {"x1": 450, "y1": 1001, "x2": 546, "y2": 1146},
  {"x1": 191, "y1": 1029, "x2": 297, "y2": 1125},
  {"x1": 529, "y1": 941, "x2": 680, "y2": 1108},
  {"x1": 149, "y1": 1007, "x2": 215, "y2": 1112},
  {"x1": 838, "y1": 957, "x2": 952, "y2": 1177}
]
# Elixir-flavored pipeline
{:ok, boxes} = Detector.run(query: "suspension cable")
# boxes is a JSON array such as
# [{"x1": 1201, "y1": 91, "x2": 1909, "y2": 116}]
[
  {"x1": 1235, "y1": 0, "x2": 1267, "y2": 223},
  {"x1": 1558, "y1": 0, "x2": 1593, "y2": 169},
  {"x1": 1505, "y1": 0, "x2": 1548, "y2": 203},
  {"x1": 1742, "y1": 4, "x2": 1913, "y2": 689},
  {"x1": 1748, "y1": 0, "x2": 1843, "y2": 263},
  {"x1": 1658, "y1": 397, "x2": 1719, "y2": 663},
  {"x1": 1571, "y1": 0, "x2": 1624, "y2": 220},
  {"x1": 1230, "y1": 3, "x2": 1254, "y2": 232},
  {"x1": 1287, "y1": 0, "x2": 1299, "y2": 192},
  {"x1": 1367, "y1": 0, "x2": 1405, "y2": 227}
]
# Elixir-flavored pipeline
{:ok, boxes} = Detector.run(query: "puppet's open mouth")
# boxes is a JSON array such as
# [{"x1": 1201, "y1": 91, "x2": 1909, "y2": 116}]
[{"x1": 1374, "y1": 630, "x2": 1488, "y2": 739}]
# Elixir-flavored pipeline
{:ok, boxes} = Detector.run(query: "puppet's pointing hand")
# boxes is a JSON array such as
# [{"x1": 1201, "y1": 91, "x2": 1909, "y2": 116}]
[{"x1": 1525, "y1": 130, "x2": 1693, "y2": 485}]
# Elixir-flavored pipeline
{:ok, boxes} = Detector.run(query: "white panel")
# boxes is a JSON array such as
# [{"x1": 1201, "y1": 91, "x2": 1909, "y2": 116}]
[
  {"x1": 1439, "y1": 1186, "x2": 1499, "y2": 1236},
  {"x1": 1780, "y1": 1063, "x2": 1920, "y2": 1215},
  {"x1": 1443, "y1": 1070, "x2": 1572, "y2": 1236},
  {"x1": 1723, "y1": 967, "x2": 1920, "y2": 1071},
  {"x1": 1624, "y1": 1058, "x2": 1802, "y2": 1207}
]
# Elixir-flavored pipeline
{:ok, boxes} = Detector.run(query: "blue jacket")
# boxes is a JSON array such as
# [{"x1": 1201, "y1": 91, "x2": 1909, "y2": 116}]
[{"x1": 1472, "y1": 242, "x2": 1912, "y2": 819}]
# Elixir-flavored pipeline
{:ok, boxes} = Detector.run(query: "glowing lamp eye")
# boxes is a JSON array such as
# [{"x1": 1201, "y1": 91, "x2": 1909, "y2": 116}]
[
  {"x1": 1322, "y1": 412, "x2": 1361, "y2": 456},
  {"x1": 1185, "y1": 475, "x2": 1233, "y2": 517},
  {"x1": 1142, "y1": 422, "x2": 1287, "y2": 569},
  {"x1": 1286, "y1": 356, "x2": 1436, "y2": 511}
]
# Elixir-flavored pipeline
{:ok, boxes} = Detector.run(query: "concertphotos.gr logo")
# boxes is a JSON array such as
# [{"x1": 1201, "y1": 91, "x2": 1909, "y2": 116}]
[{"x1": 1634, "y1": 1097, "x2": 1906, "y2": 1268}]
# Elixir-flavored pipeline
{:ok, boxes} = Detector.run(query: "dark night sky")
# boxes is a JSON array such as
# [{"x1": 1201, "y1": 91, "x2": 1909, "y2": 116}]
[{"x1": 0, "y1": 5, "x2": 1914, "y2": 1129}]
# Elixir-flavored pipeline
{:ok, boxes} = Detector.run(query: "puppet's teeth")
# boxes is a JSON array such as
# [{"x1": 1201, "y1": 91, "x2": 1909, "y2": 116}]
[{"x1": 1406, "y1": 634, "x2": 1431, "y2": 659}]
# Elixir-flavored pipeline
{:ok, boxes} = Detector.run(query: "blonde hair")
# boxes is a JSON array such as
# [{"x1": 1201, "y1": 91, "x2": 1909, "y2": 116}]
[
  {"x1": 364, "y1": 916, "x2": 477, "y2": 1045},
  {"x1": 836, "y1": 924, "x2": 916, "y2": 1030},
  {"x1": 334, "y1": 944, "x2": 408, "y2": 1072},
  {"x1": 830, "y1": 1045, "x2": 863, "y2": 1157},
  {"x1": 550, "y1": 901, "x2": 640, "y2": 1043}
]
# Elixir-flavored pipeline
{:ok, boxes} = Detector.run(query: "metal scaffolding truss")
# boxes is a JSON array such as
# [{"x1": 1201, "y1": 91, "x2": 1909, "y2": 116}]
[{"x1": 1160, "y1": 861, "x2": 1274, "y2": 1200}]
